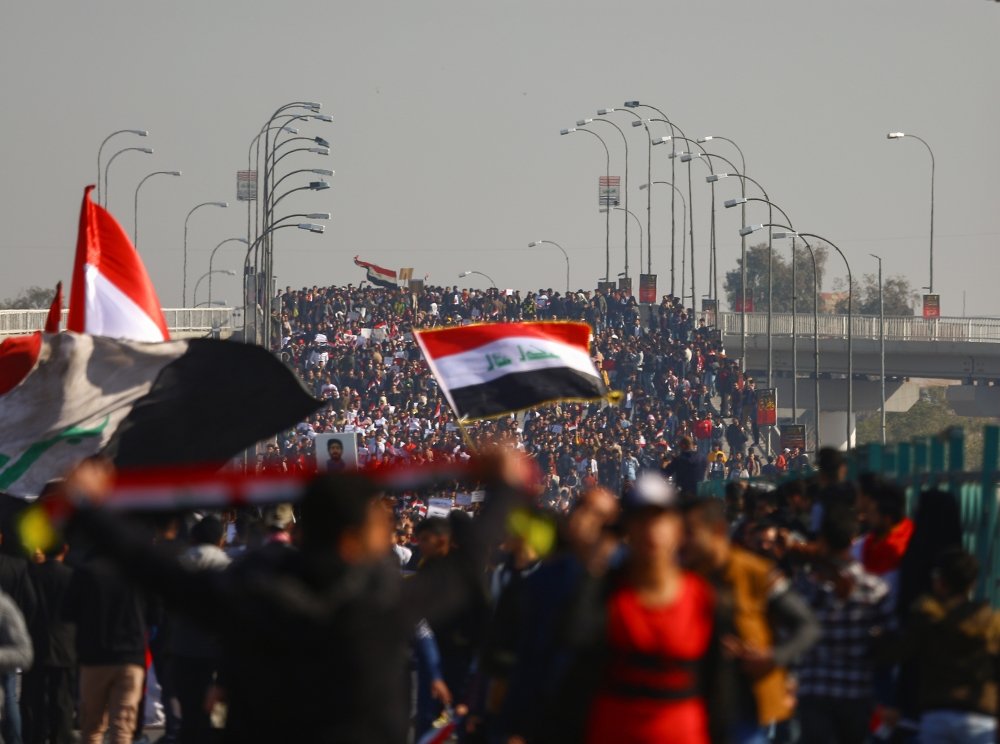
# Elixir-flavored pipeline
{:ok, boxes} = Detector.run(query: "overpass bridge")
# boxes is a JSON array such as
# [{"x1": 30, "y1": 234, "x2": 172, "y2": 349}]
[{"x1": 717, "y1": 311, "x2": 1000, "y2": 448}]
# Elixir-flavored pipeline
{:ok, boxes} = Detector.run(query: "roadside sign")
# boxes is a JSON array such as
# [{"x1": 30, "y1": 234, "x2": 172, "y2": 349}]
[
  {"x1": 757, "y1": 388, "x2": 777, "y2": 426},
  {"x1": 599, "y1": 176, "x2": 620, "y2": 207},
  {"x1": 923, "y1": 294, "x2": 940, "y2": 319},
  {"x1": 639, "y1": 274, "x2": 657, "y2": 304},
  {"x1": 237, "y1": 170, "x2": 257, "y2": 201}
]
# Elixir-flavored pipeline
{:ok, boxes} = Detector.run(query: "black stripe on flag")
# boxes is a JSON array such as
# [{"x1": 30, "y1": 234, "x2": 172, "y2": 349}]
[
  {"x1": 448, "y1": 366, "x2": 605, "y2": 420},
  {"x1": 104, "y1": 339, "x2": 321, "y2": 468},
  {"x1": 366, "y1": 269, "x2": 396, "y2": 289}
]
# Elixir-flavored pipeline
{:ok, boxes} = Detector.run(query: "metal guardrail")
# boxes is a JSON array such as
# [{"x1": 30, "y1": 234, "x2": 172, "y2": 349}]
[
  {"x1": 719, "y1": 311, "x2": 1000, "y2": 344},
  {"x1": 0, "y1": 308, "x2": 234, "y2": 336}
]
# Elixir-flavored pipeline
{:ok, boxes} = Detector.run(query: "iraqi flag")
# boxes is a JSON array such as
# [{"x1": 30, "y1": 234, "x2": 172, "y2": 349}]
[
  {"x1": 68, "y1": 186, "x2": 169, "y2": 342},
  {"x1": 0, "y1": 331, "x2": 320, "y2": 499},
  {"x1": 413, "y1": 322, "x2": 607, "y2": 421},
  {"x1": 353, "y1": 256, "x2": 397, "y2": 289}
]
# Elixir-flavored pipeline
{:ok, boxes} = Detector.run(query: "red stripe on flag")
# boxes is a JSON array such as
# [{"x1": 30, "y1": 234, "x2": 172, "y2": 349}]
[
  {"x1": 68, "y1": 186, "x2": 169, "y2": 340},
  {"x1": 0, "y1": 333, "x2": 42, "y2": 397},
  {"x1": 353, "y1": 256, "x2": 397, "y2": 279},
  {"x1": 414, "y1": 321, "x2": 591, "y2": 360}
]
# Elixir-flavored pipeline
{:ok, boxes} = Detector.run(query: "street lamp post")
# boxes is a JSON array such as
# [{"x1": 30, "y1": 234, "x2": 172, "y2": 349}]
[
  {"x1": 871, "y1": 253, "x2": 886, "y2": 444},
  {"x1": 194, "y1": 270, "x2": 236, "y2": 308},
  {"x1": 602, "y1": 109, "x2": 653, "y2": 276},
  {"x1": 579, "y1": 117, "x2": 630, "y2": 278},
  {"x1": 560, "y1": 127, "x2": 611, "y2": 285},
  {"x1": 104, "y1": 147, "x2": 153, "y2": 209},
  {"x1": 600, "y1": 208, "x2": 643, "y2": 278},
  {"x1": 887, "y1": 132, "x2": 935, "y2": 294},
  {"x1": 652, "y1": 137, "x2": 696, "y2": 307},
  {"x1": 769, "y1": 230, "x2": 822, "y2": 455},
  {"x1": 628, "y1": 102, "x2": 687, "y2": 295},
  {"x1": 97, "y1": 129, "x2": 148, "y2": 205},
  {"x1": 183, "y1": 202, "x2": 228, "y2": 306},
  {"x1": 796, "y1": 232, "x2": 854, "y2": 450},
  {"x1": 680, "y1": 146, "x2": 744, "y2": 304},
  {"x1": 242, "y1": 222, "x2": 325, "y2": 346},
  {"x1": 247, "y1": 122, "x2": 304, "y2": 244},
  {"x1": 458, "y1": 270, "x2": 497, "y2": 289},
  {"x1": 711, "y1": 172, "x2": 771, "y2": 379},
  {"x1": 640, "y1": 182, "x2": 687, "y2": 303},
  {"x1": 528, "y1": 241, "x2": 570, "y2": 294},
  {"x1": 133, "y1": 170, "x2": 181, "y2": 248},
  {"x1": 728, "y1": 196, "x2": 797, "y2": 419},
  {"x1": 208, "y1": 237, "x2": 250, "y2": 306}
]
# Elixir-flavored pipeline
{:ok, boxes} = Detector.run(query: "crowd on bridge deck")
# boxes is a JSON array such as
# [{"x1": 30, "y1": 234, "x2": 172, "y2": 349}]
[{"x1": 263, "y1": 281, "x2": 813, "y2": 492}]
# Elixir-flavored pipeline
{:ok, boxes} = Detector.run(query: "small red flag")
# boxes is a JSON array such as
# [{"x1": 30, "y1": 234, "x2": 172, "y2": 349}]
[{"x1": 44, "y1": 282, "x2": 62, "y2": 334}]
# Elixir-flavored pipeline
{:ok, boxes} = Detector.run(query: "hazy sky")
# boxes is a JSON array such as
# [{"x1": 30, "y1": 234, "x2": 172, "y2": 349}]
[{"x1": 1, "y1": 0, "x2": 997, "y2": 315}]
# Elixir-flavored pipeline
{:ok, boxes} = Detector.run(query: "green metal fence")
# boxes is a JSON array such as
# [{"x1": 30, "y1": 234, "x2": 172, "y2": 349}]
[
  {"x1": 696, "y1": 425, "x2": 1000, "y2": 605},
  {"x1": 856, "y1": 425, "x2": 1000, "y2": 606}
]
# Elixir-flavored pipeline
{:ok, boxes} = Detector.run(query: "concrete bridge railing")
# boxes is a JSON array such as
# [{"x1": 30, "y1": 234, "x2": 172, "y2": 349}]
[
  {"x1": 0, "y1": 308, "x2": 235, "y2": 338},
  {"x1": 719, "y1": 311, "x2": 1000, "y2": 344}
]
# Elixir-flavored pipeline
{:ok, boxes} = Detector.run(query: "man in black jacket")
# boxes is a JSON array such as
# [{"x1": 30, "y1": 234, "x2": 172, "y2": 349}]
[
  {"x1": 62, "y1": 551, "x2": 147, "y2": 744},
  {"x1": 22, "y1": 543, "x2": 75, "y2": 744},
  {"x1": 63, "y1": 453, "x2": 527, "y2": 744},
  {"x1": 661, "y1": 437, "x2": 707, "y2": 499}
]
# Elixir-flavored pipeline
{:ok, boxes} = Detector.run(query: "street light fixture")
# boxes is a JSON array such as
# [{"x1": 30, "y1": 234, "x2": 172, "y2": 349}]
[
  {"x1": 766, "y1": 230, "x2": 822, "y2": 456},
  {"x1": 104, "y1": 147, "x2": 153, "y2": 209},
  {"x1": 133, "y1": 170, "x2": 182, "y2": 248},
  {"x1": 653, "y1": 137, "x2": 699, "y2": 303},
  {"x1": 561, "y1": 126, "x2": 612, "y2": 283},
  {"x1": 886, "y1": 131, "x2": 935, "y2": 294},
  {"x1": 97, "y1": 129, "x2": 148, "y2": 205},
  {"x1": 241, "y1": 222, "x2": 324, "y2": 345},
  {"x1": 600, "y1": 207, "x2": 643, "y2": 277},
  {"x1": 183, "y1": 202, "x2": 229, "y2": 306},
  {"x1": 208, "y1": 237, "x2": 250, "y2": 306},
  {"x1": 528, "y1": 240, "x2": 570, "y2": 293},
  {"x1": 603, "y1": 107, "x2": 655, "y2": 276},
  {"x1": 640, "y1": 107, "x2": 691, "y2": 295},
  {"x1": 194, "y1": 269, "x2": 237, "y2": 309},
  {"x1": 772, "y1": 228, "x2": 855, "y2": 450},
  {"x1": 458, "y1": 270, "x2": 497, "y2": 289},
  {"x1": 640, "y1": 182, "x2": 687, "y2": 302},
  {"x1": 579, "y1": 116, "x2": 631, "y2": 278}
]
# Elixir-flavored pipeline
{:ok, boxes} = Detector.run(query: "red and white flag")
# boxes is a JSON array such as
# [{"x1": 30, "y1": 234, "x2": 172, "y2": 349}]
[
  {"x1": 68, "y1": 186, "x2": 169, "y2": 342},
  {"x1": 413, "y1": 322, "x2": 607, "y2": 421}
]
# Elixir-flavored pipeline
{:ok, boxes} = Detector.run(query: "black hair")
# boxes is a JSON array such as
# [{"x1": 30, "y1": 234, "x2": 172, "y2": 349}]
[
  {"x1": 859, "y1": 473, "x2": 907, "y2": 524},
  {"x1": 935, "y1": 548, "x2": 979, "y2": 597},
  {"x1": 684, "y1": 497, "x2": 728, "y2": 528},
  {"x1": 299, "y1": 473, "x2": 380, "y2": 548},
  {"x1": 414, "y1": 517, "x2": 452, "y2": 539},
  {"x1": 821, "y1": 503, "x2": 857, "y2": 552},
  {"x1": 817, "y1": 447, "x2": 845, "y2": 479},
  {"x1": 190, "y1": 515, "x2": 225, "y2": 547}
]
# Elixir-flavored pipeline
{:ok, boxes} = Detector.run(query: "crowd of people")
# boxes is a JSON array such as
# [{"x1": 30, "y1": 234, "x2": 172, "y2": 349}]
[
  {"x1": 0, "y1": 281, "x2": 992, "y2": 744},
  {"x1": 264, "y1": 282, "x2": 812, "y2": 494}
]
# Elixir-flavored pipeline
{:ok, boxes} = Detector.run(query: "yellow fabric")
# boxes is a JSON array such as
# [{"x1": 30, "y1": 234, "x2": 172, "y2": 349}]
[{"x1": 724, "y1": 548, "x2": 792, "y2": 725}]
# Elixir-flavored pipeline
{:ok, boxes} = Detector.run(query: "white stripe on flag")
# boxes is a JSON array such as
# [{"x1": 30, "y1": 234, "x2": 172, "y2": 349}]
[
  {"x1": 84, "y1": 265, "x2": 167, "y2": 342},
  {"x1": 428, "y1": 335, "x2": 598, "y2": 391}
]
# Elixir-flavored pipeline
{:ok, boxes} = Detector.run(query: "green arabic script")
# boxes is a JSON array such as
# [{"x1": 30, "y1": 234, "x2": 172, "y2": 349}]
[{"x1": 0, "y1": 417, "x2": 111, "y2": 490}]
